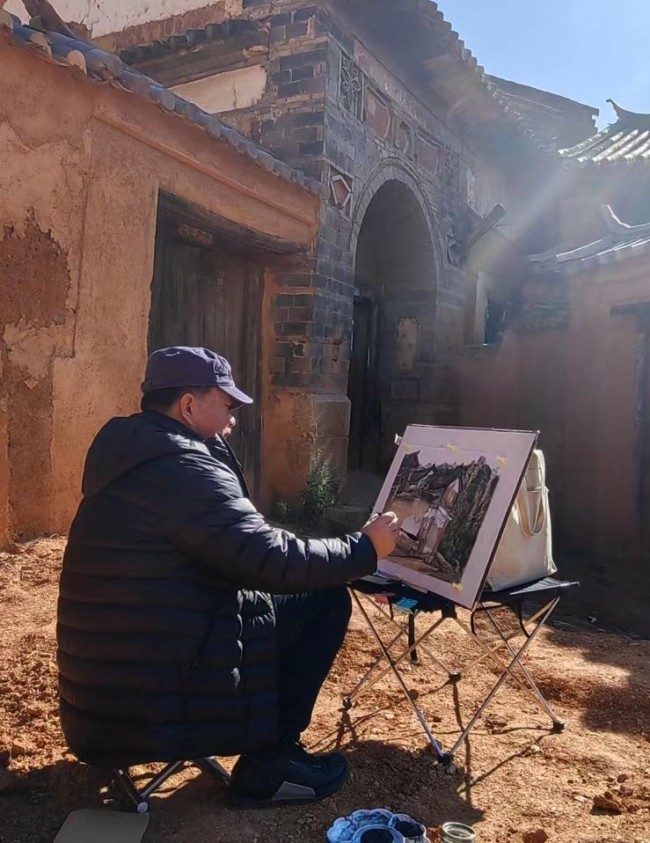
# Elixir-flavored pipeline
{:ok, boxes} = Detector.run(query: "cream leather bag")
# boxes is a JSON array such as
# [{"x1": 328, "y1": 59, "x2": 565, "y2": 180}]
[{"x1": 487, "y1": 449, "x2": 557, "y2": 591}]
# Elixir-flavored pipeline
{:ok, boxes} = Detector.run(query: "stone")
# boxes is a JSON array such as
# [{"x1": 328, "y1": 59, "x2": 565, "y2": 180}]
[
  {"x1": 485, "y1": 715, "x2": 508, "y2": 730},
  {"x1": 522, "y1": 830, "x2": 548, "y2": 843},
  {"x1": 616, "y1": 772, "x2": 630, "y2": 783},
  {"x1": 619, "y1": 784, "x2": 634, "y2": 797},
  {"x1": 11, "y1": 739, "x2": 36, "y2": 758},
  {"x1": 593, "y1": 792, "x2": 624, "y2": 814}
]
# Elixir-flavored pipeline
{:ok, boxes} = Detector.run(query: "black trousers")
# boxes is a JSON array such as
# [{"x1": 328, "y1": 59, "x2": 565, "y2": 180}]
[{"x1": 272, "y1": 586, "x2": 352, "y2": 745}]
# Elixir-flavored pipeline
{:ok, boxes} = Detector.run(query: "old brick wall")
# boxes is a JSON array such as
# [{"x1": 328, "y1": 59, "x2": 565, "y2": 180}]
[
  {"x1": 182, "y1": 0, "x2": 509, "y2": 487},
  {"x1": 125, "y1": 0, "x2": 514, "y2": 494}
]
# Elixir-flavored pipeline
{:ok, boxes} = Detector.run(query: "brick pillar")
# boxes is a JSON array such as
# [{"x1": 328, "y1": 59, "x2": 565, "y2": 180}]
[{"x1": 261, "y1": 247, "x2": 354, "y2": 505}]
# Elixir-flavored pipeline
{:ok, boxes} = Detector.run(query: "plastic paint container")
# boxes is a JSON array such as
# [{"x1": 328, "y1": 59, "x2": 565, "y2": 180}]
[
  {"x1": 440, "y1": 823, "x2": 476, "y2": 842},
  {"x1": 327, "y1": 817, "x2": 357, "y2": 843},
  {"x1": 352, "y1": 826, "x2": 405, "y2": 843},
  {"x1": 389, "y1": 814, "x2": 428, "y2": 843},
  {"x1": 350, "y1": 810, "x2": 393, "y2": 827}
]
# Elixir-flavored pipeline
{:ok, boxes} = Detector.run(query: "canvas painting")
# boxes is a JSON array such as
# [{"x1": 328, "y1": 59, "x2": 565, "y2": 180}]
[{"x1": 373, "y1": 425, "x2": 537, "y2": 608}]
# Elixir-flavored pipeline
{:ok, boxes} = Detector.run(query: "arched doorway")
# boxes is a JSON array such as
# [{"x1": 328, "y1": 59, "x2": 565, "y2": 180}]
[{"x1": 348, "y1": 178, "x2": 438, "y2": 471}]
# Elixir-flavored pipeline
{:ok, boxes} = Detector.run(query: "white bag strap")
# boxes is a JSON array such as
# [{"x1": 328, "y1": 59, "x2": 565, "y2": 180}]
[{"x1": 518, "y1": 451, "x2": 546, "y2": 538}]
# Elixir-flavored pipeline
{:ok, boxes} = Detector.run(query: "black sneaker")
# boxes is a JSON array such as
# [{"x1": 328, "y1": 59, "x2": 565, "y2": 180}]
[{"x1": 228, "y1": 742, "x2": 348, "y2": 808}]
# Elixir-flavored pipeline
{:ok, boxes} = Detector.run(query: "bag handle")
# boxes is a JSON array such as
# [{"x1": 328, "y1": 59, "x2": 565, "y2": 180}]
[{"x1": 518, "y1": 481, "x2": 546, "y2": 537}]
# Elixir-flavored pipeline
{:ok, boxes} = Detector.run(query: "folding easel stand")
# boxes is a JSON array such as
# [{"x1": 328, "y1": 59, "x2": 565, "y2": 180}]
[{"x1": 344, "y1": 577, "x2": 577, "y2": 762}]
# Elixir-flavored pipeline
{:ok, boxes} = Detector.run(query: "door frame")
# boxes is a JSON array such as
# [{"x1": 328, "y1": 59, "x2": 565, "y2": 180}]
[{"x1": 149, "y1": 193, "x2": 264, "y2": 496}]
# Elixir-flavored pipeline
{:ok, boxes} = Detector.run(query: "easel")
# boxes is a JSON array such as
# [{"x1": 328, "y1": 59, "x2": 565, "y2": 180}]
[{"x1": 344, "y1": 574, "x2": 578, "y2": 763}]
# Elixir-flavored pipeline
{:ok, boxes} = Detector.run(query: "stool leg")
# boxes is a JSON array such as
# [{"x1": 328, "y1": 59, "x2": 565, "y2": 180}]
[
  {"x1": 482, "y1": 603, "x2": 565, "y2": 728},
  {"x1": 113, "y1": 768, "x2": 144, "y2": 810},
  {"x1": 139, "y1": 760, "x2": 185, "y2": 801},
  {"x1": 195, "y1": 757, "x2": 231, "y2": 783}
]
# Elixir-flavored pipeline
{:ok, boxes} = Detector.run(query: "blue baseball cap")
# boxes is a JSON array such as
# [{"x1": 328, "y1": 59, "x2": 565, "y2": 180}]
[{"x1": 141, "y1": 346, "x2": 253, "y2": 406}]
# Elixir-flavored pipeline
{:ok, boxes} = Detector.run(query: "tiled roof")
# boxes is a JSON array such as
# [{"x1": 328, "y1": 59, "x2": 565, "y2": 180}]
[
  {"x1": 529, "y1": 205, "x2": 650, "y2": 276},
  {"x1": 0, "y1": 10, "x2": 326, "y2": 196},
  {"x1": 407, "y1": 0, "x2": 539, "y2": 128},
  {"x1": 560, "y1": 100, "x2": 650, "y2": 164},
  {"x1": 118, "y1": 19, "x2": 264, "y2": 65},
  {"x1": 117, "y1": 0, "x2": 540, "y2": 146}
]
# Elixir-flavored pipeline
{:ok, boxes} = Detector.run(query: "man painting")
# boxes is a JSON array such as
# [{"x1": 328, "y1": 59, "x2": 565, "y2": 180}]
[{"x1": 57, "y1": 346, "x2": 399, "y2": 807}]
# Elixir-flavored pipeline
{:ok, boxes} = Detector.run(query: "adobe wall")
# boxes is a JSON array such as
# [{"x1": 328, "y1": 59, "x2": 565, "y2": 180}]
[
  {"x1": 565, "y1": 262, "x2": 645, "y2": 557},
  {"x1": 0, "y1": 48, "x2": 90, "y2": 543},
  {"x1": 459, "y1": 255, "x2": 650, "y2": 571},
  {"x1": 458, "y1": 328, "x2": 569, "y2": 535},
  {"x1": 0, "y1": 41, "x2": 319, "y2": 544}
]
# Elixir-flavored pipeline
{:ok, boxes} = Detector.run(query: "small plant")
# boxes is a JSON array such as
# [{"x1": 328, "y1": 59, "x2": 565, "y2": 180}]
[
  {"x1": 301, "y1": 451, "x2": 340, "y2": 527},
  {"x1": 271, "y1": 499, "x2": 289, "y2": 523}
]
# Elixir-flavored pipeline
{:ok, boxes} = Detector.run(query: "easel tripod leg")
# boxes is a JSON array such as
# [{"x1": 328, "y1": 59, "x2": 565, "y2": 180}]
[
  {"x1": 448, "y1": 597, "x2": 564, "y2": 755},
  {"x1": 482, "y1": 600, "x2": 565, "y2": 728},
  {"x1": 352, "y1": 590, "x2": 449, "y2": 762}
]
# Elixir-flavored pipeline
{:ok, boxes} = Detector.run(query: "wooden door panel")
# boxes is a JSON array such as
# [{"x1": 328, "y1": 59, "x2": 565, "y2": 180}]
[{"x1": 149, "y1": 223, "x2": 262, "y2": 491}]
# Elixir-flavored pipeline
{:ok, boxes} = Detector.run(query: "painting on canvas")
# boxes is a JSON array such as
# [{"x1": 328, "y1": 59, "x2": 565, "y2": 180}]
[{"x1": 373, "y1": 425, "x2": 537, "y2": 608}]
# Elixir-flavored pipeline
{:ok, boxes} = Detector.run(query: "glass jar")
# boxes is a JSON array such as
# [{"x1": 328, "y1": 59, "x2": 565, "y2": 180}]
[{"x1": 440, "y1": 823, "x2": 476, "y2": 843}]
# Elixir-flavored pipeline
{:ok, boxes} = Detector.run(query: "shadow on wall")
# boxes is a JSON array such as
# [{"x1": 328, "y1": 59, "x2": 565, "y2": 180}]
[{"x1": 551, "y1": 550, "x2": 650, "y2": 638}]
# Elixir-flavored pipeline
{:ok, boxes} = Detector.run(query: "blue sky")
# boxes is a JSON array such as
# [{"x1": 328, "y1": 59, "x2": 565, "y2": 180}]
[{"x1": 435, "y1": 0, "x2": 650, "y2": 126}]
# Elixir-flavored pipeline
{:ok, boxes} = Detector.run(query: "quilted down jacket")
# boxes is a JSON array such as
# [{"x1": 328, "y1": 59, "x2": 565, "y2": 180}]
[{"x1": 57, "y1": 411, "x2": 376, "y2": 766}]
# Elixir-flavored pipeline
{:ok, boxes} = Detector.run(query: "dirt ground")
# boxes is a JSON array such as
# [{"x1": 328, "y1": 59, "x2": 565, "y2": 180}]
[{"x1": 0, "y1": 538, "x2": 648, "y2": 843}]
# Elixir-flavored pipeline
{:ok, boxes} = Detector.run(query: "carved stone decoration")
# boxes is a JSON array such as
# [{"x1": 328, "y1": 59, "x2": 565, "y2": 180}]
[
  {"x1": 446, "y1": 232, "x2": 461, "y2": 266},
  {"x1": 329, "y1": 165, "x2": 353, "y2": 215},
  {"x1": 395, "y1": 121, "x2": 413, "y2": 158},
  {"x1": 444, "y1": 147, "x2": 460, "y2": 188},
  {"x1": 417, "y1": 134, "x2": 441, "y2": 176},
  {"x1": 364, "y1": 87, "x2": 391, "y2": 139},
  {"x1": 396, "y1": 318, "x2": 418, "y2": 370},
  {"x1": 339, "y1": 51, "x2": 363, "y2": 119}
]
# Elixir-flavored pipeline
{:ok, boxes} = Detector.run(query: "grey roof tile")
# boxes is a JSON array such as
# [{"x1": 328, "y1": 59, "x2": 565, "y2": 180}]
[
  {"x1": 560, "y1": 100, "x2": 650, "y2": 164},
  {"x1": 117, "y1": 0, "x2": 540, "y2": 147},
  {"x1": 0, "y1": 10, "x2": 326, "y2": 197},
  {"x1": 529, "y1": 205, "x2": 650, "y2": 275},
  {"x1": 118, "y1": 19, "x2": 264, "y2": 64}
]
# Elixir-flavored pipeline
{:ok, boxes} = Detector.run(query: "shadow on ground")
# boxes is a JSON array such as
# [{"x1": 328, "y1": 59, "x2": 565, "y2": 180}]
[{"x1": 0, "y1": 739, "x2": 482, "y2": 843}]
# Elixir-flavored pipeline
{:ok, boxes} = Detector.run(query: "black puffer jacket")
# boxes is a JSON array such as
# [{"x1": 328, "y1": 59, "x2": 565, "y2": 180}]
[{"x1": 58, "y1": 412, "x2": 376, "y2": 766}]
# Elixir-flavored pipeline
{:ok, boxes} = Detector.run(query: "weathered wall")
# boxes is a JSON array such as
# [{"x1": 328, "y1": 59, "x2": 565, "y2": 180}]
[
  {"x1": 138, "y1": 0, "x2": 513, "y2": 485},
  {"x1": 564, "y1": 264, "x2": 643, "y2": 557},
  {"x1": 0, "y1": 40, "x2": 319, "y2": 544},
  {"x1": 459, "y1": 256, "x2": 650, "y2": 570},
  {"x1": 458, "y1": 327, "x2": 569, "y2": 535},
  {"x1": 0, "y1": 48, "x2": 90, "y2": 542}
]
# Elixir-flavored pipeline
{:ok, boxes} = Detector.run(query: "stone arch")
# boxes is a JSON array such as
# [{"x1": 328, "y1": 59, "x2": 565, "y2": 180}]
[
  {"x1": 347, "y1": 160, "x2": 442, "y2": 471},
  {"x1": 349, "y1": 158, "x2": 444, "y2": 289}
]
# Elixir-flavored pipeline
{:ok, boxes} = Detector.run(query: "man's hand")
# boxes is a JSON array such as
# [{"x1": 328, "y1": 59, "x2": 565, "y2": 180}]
[{"x1": 362, "y1": 512, "x2": 400, "y2": 559}]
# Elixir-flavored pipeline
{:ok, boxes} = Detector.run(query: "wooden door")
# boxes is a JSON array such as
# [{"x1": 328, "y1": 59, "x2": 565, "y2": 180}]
[
  {"x1": 148, "y1": 218, "x2": 262, "y2": 493},
  {"x1": 347, "y1": 295, "x2": 381, "y2": 470}
]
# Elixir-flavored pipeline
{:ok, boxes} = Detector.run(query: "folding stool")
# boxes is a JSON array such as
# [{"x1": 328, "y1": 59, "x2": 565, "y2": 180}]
[
  {"x1": 113, "y1": 757, "x2": 231, "y2": 813},
  {"x1": 344, "y1": 575, "x2": 579, "y2": 763}
]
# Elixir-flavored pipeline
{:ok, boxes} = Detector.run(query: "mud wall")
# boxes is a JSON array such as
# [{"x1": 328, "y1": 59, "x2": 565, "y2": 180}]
[
  {"x1": 0, "y1": 42, "x2": 318, "y2": 544},
  {"x1": 459, "y1": 258, "x2": 649, "y2": 566},
  {"x1": 0, "y1": 50, "x2": 90, "y2": 541}
]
